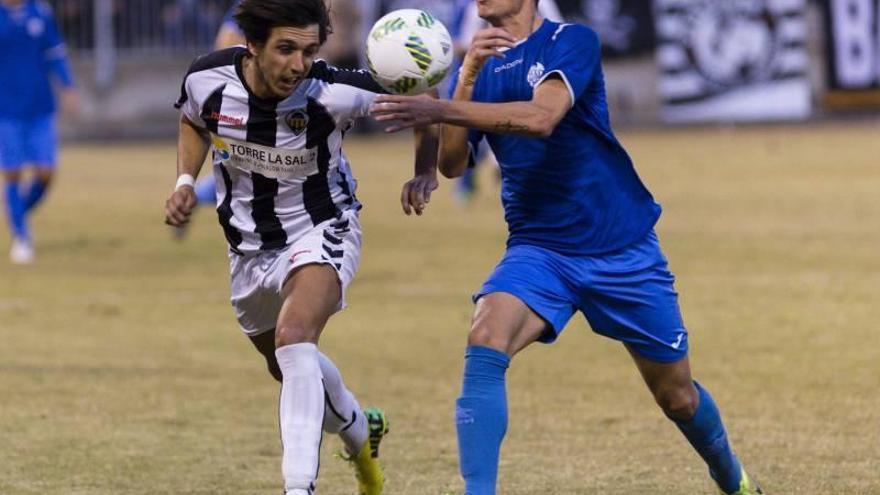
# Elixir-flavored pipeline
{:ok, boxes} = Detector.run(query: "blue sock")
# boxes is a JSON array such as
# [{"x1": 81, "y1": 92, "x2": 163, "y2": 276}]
[
  {"x1": 674, "y1": 381, "x2": 743, "y2": 494},
  {"x1": 455, "y1": 345, "x2": 510, "y2": 495},
  {"x1": 456, "y1": 167, "x2": 477, "y2": 197},
  {"x1": 22, "y1": 180, "x2": 48, "y2": 213},
  {"x1": 4, "y1": 182, "x2": 28, "y2": 240},
  {"x1": 194, "y1": 176, "x2": 216, "y2": 205}
]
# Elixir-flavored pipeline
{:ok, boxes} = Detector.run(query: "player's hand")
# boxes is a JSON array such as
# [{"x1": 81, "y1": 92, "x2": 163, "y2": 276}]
[
  {"x1": 370, "y1": 94, "x2": 443, "y2": 133},
  {"x1": 400, "y1": 173, "x2": 438, "y2": 216},
  {"x1": 460, "y1": 28, "x2": 516, "y2": 87},
  {"x1": 60, "y1": 88, "x2": 81, "y2": 119},
  {"x1": 164, "y1": 187, "x2": 197, "y2": 227}
]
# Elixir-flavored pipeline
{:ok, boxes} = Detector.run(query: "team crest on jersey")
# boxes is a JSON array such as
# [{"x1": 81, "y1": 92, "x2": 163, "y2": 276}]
[
  {"x1": 27, "y1": 18, "x2": 45, "y2": 38},
  {"x1": 527, "y1": 62, "x2": 545, "y2": 88},
  {"x1": 285, "y1": 109, "x2": 309, "y2": 136}
]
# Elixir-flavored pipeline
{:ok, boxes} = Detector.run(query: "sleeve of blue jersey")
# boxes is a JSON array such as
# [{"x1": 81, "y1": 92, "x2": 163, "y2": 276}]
[
  {"x1": 536, "y1": 24, "x2": 601, "y2": 106},
  {"x1": 40, "y1": 2, "x2": 75, "y2": 87}
]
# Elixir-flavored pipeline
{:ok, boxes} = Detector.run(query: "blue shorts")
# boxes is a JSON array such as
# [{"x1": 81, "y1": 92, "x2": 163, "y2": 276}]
[
  {"x1": 0, "y1": 116, "x2": 58, "y2": 170},
  {"x1": 475, "y1": 230, "x2": 688, "y2": 363}
]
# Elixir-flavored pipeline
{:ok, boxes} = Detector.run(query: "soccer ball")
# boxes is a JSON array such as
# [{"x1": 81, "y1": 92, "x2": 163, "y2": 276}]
[{"x1": 366, "y1": 9, "x2": 454, "y2": 95}]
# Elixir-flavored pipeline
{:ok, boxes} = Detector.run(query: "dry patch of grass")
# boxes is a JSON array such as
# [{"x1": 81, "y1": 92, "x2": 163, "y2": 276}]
[{"x1": 1, "y1": 123, "x2": 878, "y2": 494}]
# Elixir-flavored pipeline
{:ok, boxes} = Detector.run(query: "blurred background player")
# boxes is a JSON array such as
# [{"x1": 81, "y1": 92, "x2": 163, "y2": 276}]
[
  {"x1": 371, "y1": 0, "x2": 762, "y2": 493},
  {"x1": 0, "y1": 0, "x2": 79, "y2": 263}
]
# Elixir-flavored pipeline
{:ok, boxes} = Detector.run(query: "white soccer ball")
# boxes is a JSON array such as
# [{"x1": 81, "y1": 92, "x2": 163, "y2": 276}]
[{"x1": 366, "y1": 9, "x2": 454, "y2": 95}]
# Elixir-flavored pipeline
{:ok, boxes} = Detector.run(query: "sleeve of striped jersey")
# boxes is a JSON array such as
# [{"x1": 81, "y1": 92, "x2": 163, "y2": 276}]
[
  {"x1": 175, "y1": 75, "x2": 206, "y2": 128},
  {"x1": 537, "y1": 24, "x2": 601, "y2": 106},
  {"x1": 174, "y1": 51, "x2": 239, "y2": 127},
  {"x1": 309, "y1": 61, "x2": 389, "y2": 119},
  {"x1": 309, "y1": 60, "x2": 388, "y2": 94}
]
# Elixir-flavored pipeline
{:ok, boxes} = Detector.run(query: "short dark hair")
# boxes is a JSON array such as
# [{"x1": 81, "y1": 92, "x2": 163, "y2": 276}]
[{"x1": 235, "y1": 0, "x2": 331, "y2": 46}]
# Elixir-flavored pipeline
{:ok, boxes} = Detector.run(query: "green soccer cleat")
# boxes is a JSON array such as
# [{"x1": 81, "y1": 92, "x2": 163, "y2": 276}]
[
  {"x1": 345, "y1": 407, "x2": 389, "y2": 495},
  {"x1": 720, "y1": 468, "x2": 763, "y2": 495}
]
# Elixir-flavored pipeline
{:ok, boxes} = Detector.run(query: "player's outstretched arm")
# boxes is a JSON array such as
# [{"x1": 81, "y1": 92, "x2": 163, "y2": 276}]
[
  {"x1": 370, "y1": 79, "x2": 571, "y2": 139},
  {"x1": 400, "y1": 122, "x2": 439, "y2": 216},
  {"x1": 371, "y1": 28, "x2": 516, "y2": 178},
  {"x1": 370, "y1": 28, "x2": 571, "y2": 175},
  {"x1": 445, "y1": 77, "x2": 571, "y2": 137},
  {"x1": 164, "y1": 115, "x2": 210, "y2": 227},
  {"x1": 400, "y1": 88, "x2": 440, "y2": 216}
]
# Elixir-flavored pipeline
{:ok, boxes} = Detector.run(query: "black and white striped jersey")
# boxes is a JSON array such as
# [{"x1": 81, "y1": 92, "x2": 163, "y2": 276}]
[{"x1": 175, "y1": 46, "x2": 386, "y2": 255}]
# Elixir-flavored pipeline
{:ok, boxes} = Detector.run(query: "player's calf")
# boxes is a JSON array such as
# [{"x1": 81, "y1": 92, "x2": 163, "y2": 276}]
[{"x1": 249, "y1": 330, "x2": 283, "y2": 382}]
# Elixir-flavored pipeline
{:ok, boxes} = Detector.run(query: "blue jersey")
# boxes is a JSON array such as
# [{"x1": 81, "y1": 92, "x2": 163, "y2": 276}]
[
  {"x1": 464, "y1": 20, "x2": 660, "y2": 255},
  {"x1": 0, "y1": 0, "x2": 73, "y2": 119}
]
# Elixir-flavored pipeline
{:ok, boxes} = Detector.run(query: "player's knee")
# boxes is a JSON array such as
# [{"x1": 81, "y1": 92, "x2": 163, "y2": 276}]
[
  {"x1": 656, "y1": 384, "x2": 698, "y2": 421},
  {"x1": 467, "y1": 321, "x2": 513, "y2": 355},
  {"x1": 3, "y1": 170, "x2": 21, "y2": 183},
  {"x1": 34, "y1": 169, "x2": 53, "y2": 184},
  {"x1": 274, "y1": 322, "x2": 320, "y2": 347}
]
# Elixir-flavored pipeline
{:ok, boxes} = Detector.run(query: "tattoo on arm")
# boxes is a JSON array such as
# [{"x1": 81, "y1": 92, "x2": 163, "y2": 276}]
[{"x1": 493, "y1": 120, "x2": 530, "y2": 134}]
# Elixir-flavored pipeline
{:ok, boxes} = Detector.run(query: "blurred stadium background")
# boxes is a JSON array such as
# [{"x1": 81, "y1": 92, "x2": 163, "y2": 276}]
[
  {"x1": 46, "y1": 0, "x2": 880, "y2": 136},
  {"x1": 1, "y1": 1, "x2": 879, "y2": 494}
]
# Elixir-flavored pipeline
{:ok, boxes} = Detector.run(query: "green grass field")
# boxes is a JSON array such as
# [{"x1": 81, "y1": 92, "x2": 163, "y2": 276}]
[{"x1": 1, "y1": 123, "x2": 878, "y2": 494}]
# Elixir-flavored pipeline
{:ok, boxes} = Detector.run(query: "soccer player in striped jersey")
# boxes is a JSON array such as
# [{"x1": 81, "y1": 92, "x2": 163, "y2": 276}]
[
  {"x1": 370, "y1": 0, "x2": 762, "y2": 493},
  {"x1": 184, "y1": 0, "x2": 366, "y2": 238},
  {"x1": 163, "y1": 1, "x2": 438, "y2": 493},
  {"x1": 0, "y1": 0, "x2": 79, "y2": 263}
]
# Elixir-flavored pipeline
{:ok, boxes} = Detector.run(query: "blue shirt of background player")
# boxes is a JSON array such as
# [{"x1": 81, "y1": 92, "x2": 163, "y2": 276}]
[
  {"x1": 222, "y1": 0, "x2": 241, "y2": 30},
  {"x1": 0, "y1": 0, "x2": 74, "y2": 119},
  {"x1": 463, "y1": 20, "x2": 661, "y2": 255}
]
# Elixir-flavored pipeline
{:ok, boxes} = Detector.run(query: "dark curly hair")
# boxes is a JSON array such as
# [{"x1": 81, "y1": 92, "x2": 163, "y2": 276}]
[{"x1": 234, "y1": 0, "x2": 332, "y2": 46}]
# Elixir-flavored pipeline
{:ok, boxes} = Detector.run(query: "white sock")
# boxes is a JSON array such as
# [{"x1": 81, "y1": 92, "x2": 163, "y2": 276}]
[
  {"x1": 276, "y1": 343, "x2": 324, "y2": 494},
  {"x1": 318, "y1": 352, "x2": 368, "y2": 456}
]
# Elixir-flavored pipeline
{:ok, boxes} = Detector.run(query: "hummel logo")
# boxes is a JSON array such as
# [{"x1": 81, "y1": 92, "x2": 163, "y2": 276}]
[{"x1": 290, "y1": 250, "x2": 311, "y2": 263}]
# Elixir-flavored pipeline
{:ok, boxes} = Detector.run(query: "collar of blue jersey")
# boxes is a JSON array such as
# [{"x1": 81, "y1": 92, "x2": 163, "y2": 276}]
[{"x1": 500, "y1": 18, "x2": 551, "y2": 53}]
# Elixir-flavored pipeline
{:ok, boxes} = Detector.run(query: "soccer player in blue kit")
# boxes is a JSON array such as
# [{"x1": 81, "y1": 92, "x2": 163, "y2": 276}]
[
  {"x1": 370, "y1": 0, "x2": 763, "y2": 493},
  {"x1": 0, "y1": 0, "x2": 78, "y2": 263}
]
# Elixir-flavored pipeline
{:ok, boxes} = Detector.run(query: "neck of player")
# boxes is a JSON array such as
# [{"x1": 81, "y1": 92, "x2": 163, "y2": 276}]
[
  {"x1": 242, "y1": 55, "x2": 276, "y2": 100},
  {"x1": 491, "y1": 7, "x2": 543, "y2": 42}
]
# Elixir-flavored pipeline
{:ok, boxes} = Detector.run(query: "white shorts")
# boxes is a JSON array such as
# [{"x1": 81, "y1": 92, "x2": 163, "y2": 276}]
[{"x1": 228, "y1": 209, "x2": 362, "y2": 336}]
